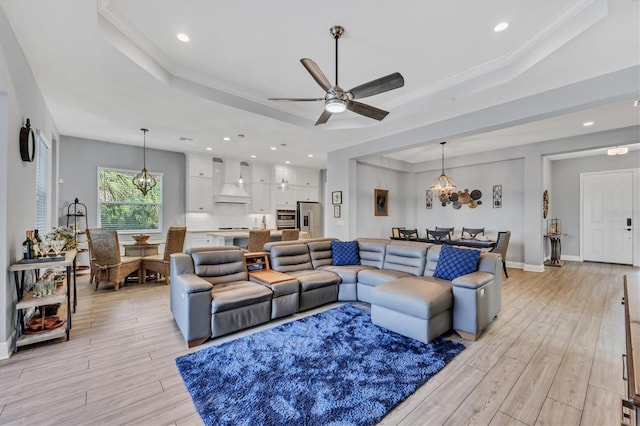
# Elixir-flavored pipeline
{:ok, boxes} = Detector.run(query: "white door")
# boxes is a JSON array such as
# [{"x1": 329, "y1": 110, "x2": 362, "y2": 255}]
[{"x1": 582, "y1": 171, "x2": 634, "y2": 264}]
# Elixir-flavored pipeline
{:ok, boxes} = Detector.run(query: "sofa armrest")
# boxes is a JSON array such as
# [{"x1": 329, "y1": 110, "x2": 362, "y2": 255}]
[
  {"x1": 452, "y1": 272, "x2": 493, "y2": 289},
  {"x1": 173, "y1": 273, "x2": 213, "y2": 293}
]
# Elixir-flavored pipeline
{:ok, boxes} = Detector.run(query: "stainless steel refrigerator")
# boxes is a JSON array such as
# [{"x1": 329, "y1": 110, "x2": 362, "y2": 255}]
[{"x1": 296, "y1": 202, "x2": 323, "y2": 238}]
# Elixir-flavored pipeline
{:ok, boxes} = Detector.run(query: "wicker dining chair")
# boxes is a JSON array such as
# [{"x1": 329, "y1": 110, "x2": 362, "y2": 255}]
[
  {"x1": 247, "y1": 229, "x2": 271, "y2": 252},
  {"x1": 281, "y1": 229, "x2": 300, "y2": 241},
  {"x1": 141, "y1": 226, "x2": 187, "y2": 284},
  {"x1": 462, "y1": 227, "x2": 485, "y2": 239},
  {"x1": 490, "y1": 231, "x2": 511, "y2": 278},
  {"x1": 86, "y1": 228, "x2": 142, "y2": 291}
]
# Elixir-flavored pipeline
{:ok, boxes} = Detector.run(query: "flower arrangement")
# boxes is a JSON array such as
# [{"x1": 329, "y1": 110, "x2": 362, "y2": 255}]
[{"x1": 45, "y1": 226, "x2": 76, "y2": 250}]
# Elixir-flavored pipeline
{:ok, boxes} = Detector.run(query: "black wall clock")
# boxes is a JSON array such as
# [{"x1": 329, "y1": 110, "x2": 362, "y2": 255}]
[{"x1": 19, "y1": 118, "x2": 35, "y2": 162}]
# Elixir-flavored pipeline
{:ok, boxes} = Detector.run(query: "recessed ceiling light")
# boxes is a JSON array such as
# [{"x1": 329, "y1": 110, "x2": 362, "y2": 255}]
[
  {"x1": 206, "y1": 147, "x2": 212, "y2": 151},
  {"x1": 634, "y1": 100, "x2": 639, "y2": 107},
  {"x1": 583, "y1": 121, "x2": 594, "y2": 127},
  {"x1": 250, "y1": 155, "x2": 256, "y2": 158},
  {"x1": 308, "y1": 154, "x2": 314, "y2": 158},
  {"x1": 223, "y1": 137, "x2": 231, "y2": 141},
  {"x1": 494, "y1": 22, "x2": 509, "y2": 32},
  {"x1": 270, "y1": 147, "x2": 277, "y2": 150},
  {"x1": 177, "y1": 33, "x2": 190, "y2": 42},
  {"x1": 285, "y1": 160, "x2": 290, "y2": 164}
]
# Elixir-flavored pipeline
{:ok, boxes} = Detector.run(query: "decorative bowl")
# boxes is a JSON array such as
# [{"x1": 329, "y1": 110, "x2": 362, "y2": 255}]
[{"x1": 132, "y1": 234, "x2": 150, "y2": 244}]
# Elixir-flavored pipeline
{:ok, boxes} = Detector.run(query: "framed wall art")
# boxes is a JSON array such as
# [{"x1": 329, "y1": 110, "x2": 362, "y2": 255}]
[
  {"x1": 493, "y1": 185, "x2": 502, "y2": 208},
  {"x1": 425, "y1": 190, "x2": 433, "y2": 209},
  {"x1": 374, "y1": 189, "x2": 388, "y2": 216},
  {"x1": 334, "y1": 204, "x2": 341, "y2": 218},
  {"x1": 332, "y1": 191, "x2": 342, "y2": 205}
]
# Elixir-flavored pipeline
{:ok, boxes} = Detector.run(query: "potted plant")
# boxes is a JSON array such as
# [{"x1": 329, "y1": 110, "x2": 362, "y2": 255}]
[{"x1": 46, "y1": 226, "x2": 76, "y2": 250}]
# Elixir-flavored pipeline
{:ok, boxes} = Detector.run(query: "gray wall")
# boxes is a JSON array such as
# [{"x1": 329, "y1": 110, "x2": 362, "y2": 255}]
[
  {"x1": 59, "y1": 136, "x2": 186, "y2": 240},
  {"x1": 551, "y1": 152, "x2": 640, "y2": 257},
  {"x1": 0, "y1": 7, "x2": 60, "y2": 357}
]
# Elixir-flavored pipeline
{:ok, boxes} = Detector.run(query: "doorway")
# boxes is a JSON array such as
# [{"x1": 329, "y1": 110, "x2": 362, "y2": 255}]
[{"x1": 581, "y1": 170, "x2": 635, "y2": 264}]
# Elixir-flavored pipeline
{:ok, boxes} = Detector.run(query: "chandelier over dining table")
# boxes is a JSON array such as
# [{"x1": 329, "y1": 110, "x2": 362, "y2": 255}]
[
  {"x1": 430, "y1": 141, "x2": 456, "y2": 201},
  {"x1": 133, "y1": 128, "x2": 157, "y2": 196}
]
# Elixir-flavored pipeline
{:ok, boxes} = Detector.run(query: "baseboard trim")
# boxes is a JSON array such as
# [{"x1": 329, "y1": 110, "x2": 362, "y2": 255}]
[
  {"x1": 0, "y1": 331, "x2": 14, "y2": 360},
  {"x1": 523, "y1": 263, "x2": 545, "y2": 273},
  {"x1": 562, "y1": 255, "x2": 582, "y2": 262}
]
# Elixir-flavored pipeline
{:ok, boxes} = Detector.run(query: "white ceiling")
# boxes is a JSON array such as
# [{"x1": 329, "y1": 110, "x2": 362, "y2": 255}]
[{"x1": 1, "y1": 0, "x2": 638, "y2": 168}]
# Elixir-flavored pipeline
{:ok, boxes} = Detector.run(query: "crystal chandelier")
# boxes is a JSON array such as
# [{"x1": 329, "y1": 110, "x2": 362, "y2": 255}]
[
  {"x1": 430, "y1": 141, "x2": 456, "y2": 201},
  {"x1": 133, "y1": 128, "x2": 157, "y2": 196}
]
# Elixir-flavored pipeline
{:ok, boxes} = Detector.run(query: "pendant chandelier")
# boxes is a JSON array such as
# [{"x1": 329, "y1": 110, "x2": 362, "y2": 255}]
[
  {"x1": 133, "y1": 128, "x2": 157, "y2": 196},
  {"x1": 430, "y1": 141, "x2": 456, "y2": 201}
]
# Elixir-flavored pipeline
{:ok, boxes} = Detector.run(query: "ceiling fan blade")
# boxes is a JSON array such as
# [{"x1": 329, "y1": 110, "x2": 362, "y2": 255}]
[
  {"x1": 268, "y1": 97, "x2": 324, "y2": 102},
  {"x1": 347, "y1": 101, "x2": 389, "y2": 121},
  {"x1": 348, "y1": 72, "x2": 404, "y2": 99},
  {"x1": 301, "y1": 58, "x2": 333, "y2": 92},
  {"x1": 314, "y1": 109, "x2": 332, "y2": 126}
]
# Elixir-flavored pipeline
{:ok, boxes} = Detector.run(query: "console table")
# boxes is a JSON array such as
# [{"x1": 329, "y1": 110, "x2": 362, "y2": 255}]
[{"x1": 544, "y1": 233, "x2": 566, "y2": 267}]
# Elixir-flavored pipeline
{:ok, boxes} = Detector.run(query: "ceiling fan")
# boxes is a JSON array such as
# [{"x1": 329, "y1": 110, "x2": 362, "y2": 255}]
[{"x1": 269, "y1": 26, "x2": 405, "y2": 126}]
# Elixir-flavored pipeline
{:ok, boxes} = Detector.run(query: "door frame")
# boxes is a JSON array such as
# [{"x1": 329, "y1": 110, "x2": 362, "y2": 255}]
[{"x1": 580, "y1": 168, "x2": 640, "y2": 266}]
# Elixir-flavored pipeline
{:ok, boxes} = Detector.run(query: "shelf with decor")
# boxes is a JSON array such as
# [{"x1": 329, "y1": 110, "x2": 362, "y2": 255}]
[
  {"x1": 9, "y1": 250, "x2": 76, "y2": 352},
  {"x1": 66, "y1": 198, "x2": 90, "y2": 273}
]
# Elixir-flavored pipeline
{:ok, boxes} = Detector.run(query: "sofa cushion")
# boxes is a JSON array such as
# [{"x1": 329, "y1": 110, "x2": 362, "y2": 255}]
[
  {"x1": 382, "y1": 242, "x2": 427, "y2": 276},
  {"x1": 211, "y1": 281, "x2": 273, "y2": 313},
  {"x1": 357, "y1": 268, "x2": 412, "y2": 287},
  {"x1": 287, "y1": 270, "x2": 341, "y2": 292},
  {"x1": 318, "y1": 264, "x2": 373, "y2": 284},
  {"x1": 372, "y1": 277, "x2": 453, "y2": 320},
  {"x1": 331, "y1": 240, "x2": 361, "y2": 266},
  {"x1": 269, "y1": 243, "x2": 313, "y2": 272},
  {"x1": 307, "y1": 238, "x2": 337, "y2": 269},
  {"x1": 433, "y1": 245, "x2": 481, "y2": 281}
]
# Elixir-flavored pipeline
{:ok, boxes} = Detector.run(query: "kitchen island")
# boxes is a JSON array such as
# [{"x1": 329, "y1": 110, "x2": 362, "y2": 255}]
[{"x1": 206, "y1": 229, "x2": 283, "y2": 247}]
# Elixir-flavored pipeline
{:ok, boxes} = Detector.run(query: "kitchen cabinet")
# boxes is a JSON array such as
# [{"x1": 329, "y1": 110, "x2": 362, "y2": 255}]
[
  {"x1": 187, "y1": 231, "x2": 217, "y2": 249},
  {"x1": 188, "y1": 155, "x2": 213, "y2": 178},
  {"x1": 187, "y1": 176, "x2": 213, "y2": 212},
  {"x1": 274, "y1": 187, "x2": 297, "y2": 208},
  {"x1": 186, "y1": 155, "x2": 214, "y2": 212},
  {"x1": 295, "y1": 186, "x2": 319, "y2": 203},
  {"x1": 295, "y1": 167, "x2": 320, "y2": 188},
  {"x1": 251, "y1": 163, "x2": 271, "y2": 184},
  {"x1": 249, "y1": 183, "x2": 271, "y2": 213}
]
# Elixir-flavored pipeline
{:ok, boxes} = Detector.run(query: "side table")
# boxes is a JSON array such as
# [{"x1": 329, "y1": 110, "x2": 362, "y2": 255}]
[
  {"x1": 249, "y1": 269, "x2": 299, "y2": 319},
  {"x1": 544, "y1": 233, "x2": 566, "y2": 267}
]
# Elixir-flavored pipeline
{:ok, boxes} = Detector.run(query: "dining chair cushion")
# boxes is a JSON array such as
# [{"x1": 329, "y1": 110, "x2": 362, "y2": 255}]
[
  {"x1": 433, "y1": 245, "x2": 481, "y2": 281},
  {"x1": 331, "y1": 240, "x2": 361, "y2": 266}
]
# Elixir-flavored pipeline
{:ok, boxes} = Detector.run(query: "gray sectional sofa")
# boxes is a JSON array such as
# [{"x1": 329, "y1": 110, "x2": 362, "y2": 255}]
[{"x1": 170, "y1": 237, "x2": 502, "y2": 347}]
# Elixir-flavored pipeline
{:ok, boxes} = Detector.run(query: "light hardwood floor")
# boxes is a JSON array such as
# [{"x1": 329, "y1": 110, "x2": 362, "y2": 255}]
[{"x1": 0, "y1": 261, "x2": 635, "y2": 425}]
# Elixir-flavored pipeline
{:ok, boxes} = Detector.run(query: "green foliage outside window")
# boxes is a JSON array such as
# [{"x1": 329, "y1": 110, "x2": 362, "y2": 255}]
[{"x1": 98, "y1": 168, "x2": 162, "y2": 231}]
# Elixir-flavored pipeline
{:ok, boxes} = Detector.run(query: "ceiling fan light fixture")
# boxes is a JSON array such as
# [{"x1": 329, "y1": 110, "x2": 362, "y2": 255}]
[
  {"x1": 325, "y1": 98, "x2": 347, "y2": 113},
  {"x1": 607, "y1": 146, "x2": 628, "y2": 156}
]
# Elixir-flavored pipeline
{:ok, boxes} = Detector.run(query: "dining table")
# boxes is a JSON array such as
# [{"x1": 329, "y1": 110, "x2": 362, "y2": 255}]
[{"x1": 390, "y1": 236, "x2": 496, "y2": 250}]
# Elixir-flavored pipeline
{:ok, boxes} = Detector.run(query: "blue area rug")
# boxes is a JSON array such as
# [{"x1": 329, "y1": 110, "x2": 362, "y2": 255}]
[{"x1": 175, "y1": 304, "x2": 464, "y2": 426}]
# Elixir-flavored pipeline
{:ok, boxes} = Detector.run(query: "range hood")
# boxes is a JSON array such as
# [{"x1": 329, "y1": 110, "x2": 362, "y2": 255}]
[{"x1": 213, "y1": 183, "x2": 251, "y2": 204}]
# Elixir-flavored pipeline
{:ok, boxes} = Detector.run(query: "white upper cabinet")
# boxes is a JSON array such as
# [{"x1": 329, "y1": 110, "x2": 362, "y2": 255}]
[
  {"x1": 250, "y1": 163, "x2": 272, "y2": 184},
  {"x1": 187, "y1": 155, "x2": 213, "y2": 178},
  {"x1": 295, "y1": 167, "x2": 320, "y2": 187}
]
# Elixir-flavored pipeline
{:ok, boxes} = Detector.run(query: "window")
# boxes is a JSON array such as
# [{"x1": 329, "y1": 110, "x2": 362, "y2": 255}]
[
  {"x1": 35, "y1": 133, "x2": 49, "y2": 234},
  {"x1": 98, "y1": 167, "x2": 162, "y2": 231}
]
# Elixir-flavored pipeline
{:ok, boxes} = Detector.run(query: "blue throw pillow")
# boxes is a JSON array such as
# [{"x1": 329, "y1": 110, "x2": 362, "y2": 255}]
[
  {"x1": 433, "y1": 245, "x2": 481, "y2": 280},
  {"x1": 331, "y1": 240, "x2": 361, "y2": 266}
]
